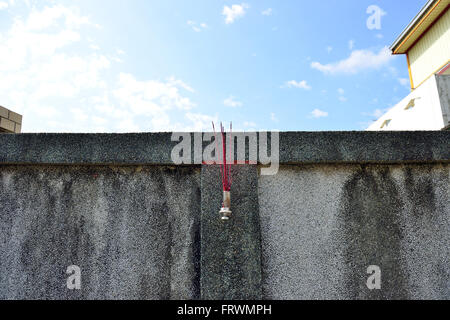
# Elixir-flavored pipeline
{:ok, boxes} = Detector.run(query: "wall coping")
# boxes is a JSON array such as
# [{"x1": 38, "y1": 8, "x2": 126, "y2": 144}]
[{"x1": 0, "y1": 131, "x2": 449, "y2": 165}]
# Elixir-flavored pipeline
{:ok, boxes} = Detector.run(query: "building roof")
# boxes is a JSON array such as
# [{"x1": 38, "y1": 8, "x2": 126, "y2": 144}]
[{"x1": 390, "y1": 0, "x2": 450, "y2": 54}]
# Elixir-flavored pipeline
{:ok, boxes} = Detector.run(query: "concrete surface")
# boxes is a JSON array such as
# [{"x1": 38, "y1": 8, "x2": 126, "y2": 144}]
[
  {"x1": 1, "y1": 131, "x2": 449, "y2": 165},
  {"x1": 0, "y1": 132, "x2": 449, "y2": 300},
  {"x1": 0, "y1": 165, "x2": 201, "y2": 300},
  {"x1": 259, "y1": 164, "x2": 450, "y2": 300},
  {"x1": 437, "y1": 75, "x2": 450, "y2": 128},
  {"x1": 201, "y1": 165, "x2": 262, "y2": 300}
]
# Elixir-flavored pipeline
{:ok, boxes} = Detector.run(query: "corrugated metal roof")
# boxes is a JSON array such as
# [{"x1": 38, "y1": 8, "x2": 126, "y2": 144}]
[{"x1": 390, "y1": 0, "x2": 450, "y2": 54}]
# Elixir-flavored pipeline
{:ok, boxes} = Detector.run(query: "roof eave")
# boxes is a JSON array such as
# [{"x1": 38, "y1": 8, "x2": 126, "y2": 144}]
[{"x1": 390, "y1": 0, "x2": 439, "y2": 54}]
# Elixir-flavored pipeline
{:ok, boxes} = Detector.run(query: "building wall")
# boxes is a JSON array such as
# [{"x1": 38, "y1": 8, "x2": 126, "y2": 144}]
[
  {"x1": 0, "y1": 106, "x2": 22, "y2": 133},
  {"x1": 259, "y1": 164, "x2": 450, "y2": 300},
  {"x1": 0, "y1": 132, "x2": 449, "y2": 300},
  {"x1": 408, "y1": 8, "x2": 450, "y2": 89},
  {"x1": 367, "y1": 75, "x2": 448, "y2": 131},
  {"x1": 0, "y1": 165, "x2": 201, "y2": 300},
  {"x1": 2, "y1": 163, "x2": 448, "y2": 300}
]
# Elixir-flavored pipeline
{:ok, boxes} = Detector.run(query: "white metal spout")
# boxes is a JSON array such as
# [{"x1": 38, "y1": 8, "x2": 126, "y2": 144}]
[{"x1": 220, "y1": 191, "x2": 232, "y2": 221}]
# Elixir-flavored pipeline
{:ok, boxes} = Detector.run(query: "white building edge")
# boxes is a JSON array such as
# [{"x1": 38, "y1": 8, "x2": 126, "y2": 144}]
[
  {"x1": 367, "y1": 75, "x2": 450, "y2": 131},
  {"x1": 368, "y1": 0, "x2": 450, "y2": 131}
]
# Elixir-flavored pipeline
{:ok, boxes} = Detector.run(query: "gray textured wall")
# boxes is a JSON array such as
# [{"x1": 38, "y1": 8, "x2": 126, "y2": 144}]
[
  {"x1": 259, "y1": 164, "x2": 450, "y2": 300},
  {"x1": 0, "y1": 165, "x2": 201, "y2": 300},
  {"x1": 437, "y1": 75, "x2": 450, "y2": 127},
  {"x1": 1, "y1": 132, "x2": 449, "y2": 300}
]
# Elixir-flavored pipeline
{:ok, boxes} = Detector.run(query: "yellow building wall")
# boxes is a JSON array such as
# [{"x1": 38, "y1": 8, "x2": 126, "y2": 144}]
[{"x1": 408, "y1": 8, "x2": 450, "y2": 89}]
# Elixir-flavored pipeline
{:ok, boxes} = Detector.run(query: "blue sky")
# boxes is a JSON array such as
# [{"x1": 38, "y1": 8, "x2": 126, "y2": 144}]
[{"x1": 0, "y1": 0, "x2": 427, "y2": 132}]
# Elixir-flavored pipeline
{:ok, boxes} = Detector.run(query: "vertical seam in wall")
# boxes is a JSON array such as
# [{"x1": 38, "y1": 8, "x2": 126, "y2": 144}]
[{"x1": 200, "y1": 165, "x2": 263, "y2": 300}]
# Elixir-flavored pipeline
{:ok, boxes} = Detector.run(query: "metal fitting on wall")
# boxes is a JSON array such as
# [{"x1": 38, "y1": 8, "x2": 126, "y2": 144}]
[{"x1": 220, "y1": 191, "x2": 231, "y2": 221}]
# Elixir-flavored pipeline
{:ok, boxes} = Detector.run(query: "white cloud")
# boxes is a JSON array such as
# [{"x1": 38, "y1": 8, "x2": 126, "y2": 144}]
[
  {"x1": 363, "y1": 108, "x2": 388, "y2": 118},
  {"x1": 270, "y1": 112, "x2": 278, "y2": 122},
  {"x1": 387, "y1": 66, "x2": 398, "y2": 77},
  {"x1": 243, "y1": 121, "x2": 256, "y2": 128},
  {"x1": 0, "y1": 1, "x2": 8, "y2": 10},
  {"x1": 0, "y1": 4, "x2": 215, "y2": 133},
  {"x1": 117, "y1": 118, "x2": 140, "y2": 132},
  {"x1": 285, "y1": 80, "x2": 312, "y2": 90},
  {"x1": 326, "y1": 46, "x2": 333, "y2": 54},
  {"x1": 25, "y1": 5, "x2": 91, "y2": 31},
  {"x1": 371, "y1": 109, "x2": 385, "y2": 118},
  {"x1": 71, "y1": 107, "x2": 89, "y2": 122},
  {"x1": 0, "y1": 5, "x2": 108, "y2": 101},
  {"x1": 398, "y1": 77, "x2": 410, "y2": 87},
  {"x1": 311, "y1": 46, "x2": 393, "y2": 75},
  {"x1": 337, "y1": 88, "x2": 347, "y2": 102},
  {"x1": 113, "y1": 73, "x2": 196, "y2": 126},
  {"x1": 223, "y1": 3, "x2": 249, "y2": 24},
  {"x1": 187, "y1": 20, "x2": 208, "y2": 32},
  {"x1": 349, "y1": 40, "x2": 355, "y2": 50},
  {"x1": 167, "y1": 77, "x2": 195, "y2": 93},
  {"x1": 262, "y1": 8, "x2": 272, "y2": 16},
  {"x1": 310, "y1": 109, "x2": 328, "y2": 118},
  {"x1": 223, "y1": 96, "x2": 243, "y2": 107},
  {"x1": 184, "y1": 112, "x2": 218, "y2": 131}
]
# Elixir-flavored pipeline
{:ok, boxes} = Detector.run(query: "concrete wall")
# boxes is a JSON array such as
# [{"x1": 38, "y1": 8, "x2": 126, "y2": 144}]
[
  {"x1": 259, "y1": 164, "x2": 450, "y2": 300},
  {"x1": 437, "y1": 75, "x2": 450, "y2": 128},
  {"x1": 0, "y1": 132, "x2": 449, "y2": 300},
  {"x1": 0, "y1": 165, "x2": 201, "y2": 300}
]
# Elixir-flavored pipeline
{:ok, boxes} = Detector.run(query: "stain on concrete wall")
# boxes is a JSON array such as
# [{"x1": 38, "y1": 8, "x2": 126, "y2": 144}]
[
  {"x1": 259, "y1": 164, "x2": 449, "y2": 300},
  {"x1": 1, "y1": 162, "x2": 448, "y2": 300},
  {"x1": 395, "y1": 165, "x2": 450, "y2": 300},
  {"x1": 338, "y1": 166, "x2": 408, "y2": 299},
  {"x1": 0, "y1": 165, "x2": 201, "y2": 300},
  {"x1": 201, "y1": 165, "x2": 262, "y2": 300}
]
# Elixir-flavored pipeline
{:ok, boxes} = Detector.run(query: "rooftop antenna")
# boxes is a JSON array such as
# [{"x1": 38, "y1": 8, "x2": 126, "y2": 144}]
[{"x1": 212, "y1": 121, "x2": 233, "y2": 221}]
